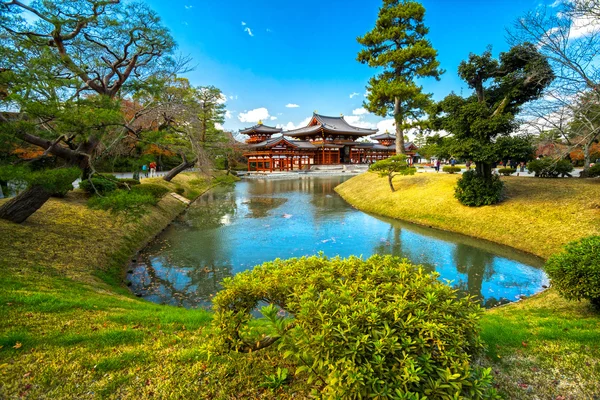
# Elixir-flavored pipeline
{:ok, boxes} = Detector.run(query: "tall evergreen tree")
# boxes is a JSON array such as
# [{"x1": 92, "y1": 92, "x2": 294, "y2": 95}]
[{"x1": 357, "y1": 0, "x2": 443, "y2": 154}]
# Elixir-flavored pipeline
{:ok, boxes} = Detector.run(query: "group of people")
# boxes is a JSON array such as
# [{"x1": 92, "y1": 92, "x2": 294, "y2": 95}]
[{"x1": 141, "y1": 161, "x2": 158, "y2": 178}]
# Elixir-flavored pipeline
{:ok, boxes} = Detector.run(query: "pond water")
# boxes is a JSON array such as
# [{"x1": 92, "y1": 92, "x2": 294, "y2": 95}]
[{"x1": 128, "y1": 176, "x2": 548, "y2": 309}]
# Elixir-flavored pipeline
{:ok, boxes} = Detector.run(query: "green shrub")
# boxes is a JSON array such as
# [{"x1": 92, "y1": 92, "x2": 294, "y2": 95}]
[
  {"x1": 527, "y1": 158, "x2": 574, "y2": 177},
  {"x1": 0, "y1": 166, "x2": 80, "y2": 195},
  {"x1": 175, "y1": 186, "x2": 185, "y2": 195},
  {"x1": 545, "y1": 235, "x2": 600, "y2": 308},
  {"x1": 131, "y1": 183, "x2": 170, "y2": 199},
  {"x1": 87, "y1": 190, "x2": 158, "y2": 215},
  {"x1": 116, "y1": 178, "x2": 140, "y2": 188},
  {"x1": 586, "y1": 163, "x2": 600, "y2": 177},
  {"x1": 79, "y1": 177, "x2": 118, "y2": 195},
  {"x1": 443, "y1": 165, "x2": 462, "y2": 174},
  {"x1": 209, "y1": 255, "x2": 498, "y2": 399},
  {"x1": 455, "y1": 170, "x2": 504, "y2": 206},
  {"x1": 497, "y1": 167, "x2": 516, "y2": 176},
  {"x1": 214, "y1": 174, "x2": 239, "y2": 186}
]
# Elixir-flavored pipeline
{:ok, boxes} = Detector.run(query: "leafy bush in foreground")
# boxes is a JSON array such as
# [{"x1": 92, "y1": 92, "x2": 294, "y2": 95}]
[
  {"x1": 455, "y1": 170, "x2": 504, "y2": 206},
  {"x1": 443, "y1": 165, "x2": 462, "y2": 174},
  {"x1": 209, "y1": 255, "x2": 498, "y2": 399},
  {"x1": 527, "y1": 158, "x2": 573, "y2": 177},
  {"x1": 79, "y1": 177, "x2": 118, "y2": 195},
  {"x1": 131, "y1": 183, "x2": 170, "y2": 199},
  {"x1": 587, "y1": 163, "x2": 600, "y2": 178},
  {"x1": 497, "y1": 167, "x2": 516, "y2": 176},
  {"x1": 87, "y1": 190, "x2": 157, "y2": 215},
  {"x1": 545, "y1": 236, "x2": 600, "y2": 309}
]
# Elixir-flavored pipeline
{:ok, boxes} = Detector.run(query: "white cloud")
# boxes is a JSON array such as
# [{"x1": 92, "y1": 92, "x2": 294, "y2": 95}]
[
  {"x1": 285, "y1": 103, "x2": 300, "y2": 108},
  {"x1": 352, "y1": 107, "x2": 368, "y2": 115},
  {"x1": 238, "y1": 107, "x2": 270, "y2": 123},
  {"x1": 217, "y1": 93, "x2": 227, "y2": 104},
  {"x1": 225, "y1": 110, "x2": 232, "y2": 119},
  {"x1": 376, "y1": 119, "x2": 396, "y2": 134},
  {"x1": 241, "y1": 21, "x2": 247, "y2": 26},
  {"x1": 182, "y1": 21, "x2": 189, "y2": 26},
  {"x1": 349, "y1": 92, "x2": 360, "y2": 98},
  {"x1": 215, "y1": 123, "x2": 224, "y2": 131},
  {"x1": 184, "y1": 5, "x2": 193, "y2": 9},
  {"x1": 266, "y1": 28, "x2": 272, "y2": 33},
  {"x1": 364, "y1": 90, "x2": 369, "y2": 98},
  {"x1": 244, "y1": 27, "x2": 254, "y2": 37},
  {"x1": 344, "y1": 115, "x2": 376, "y2": 129},
  {"x1": 270, "y1": 116, "x2": 277, "y2": 120},
  {"x1": 229, "y1": 95, "x2": 238, "y2": 100},
  {"x1": 277, "y1": 117, "x2": 311, "y2": 131},
  {"x1": 550, "y1": 0, "x2": 561, "y2": 7},
  {"x1": 568, "y1": 14, "x2": 600, "y2": 39}
]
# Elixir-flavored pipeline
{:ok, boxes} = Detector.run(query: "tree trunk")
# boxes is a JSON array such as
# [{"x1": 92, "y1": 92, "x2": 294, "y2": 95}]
[
  {"x1": 163, "y1": 157, "x2": 196, "y2": 182},
  {"x1": 582, "y1": 141, "x2": 591, "y2": 177},
  {"x1": 394, "y1": 97, "x2": 406, "y2": 155},
  {"x1": 475, "y1": 162, "x2": 493, "y2": 181},
  {"x1": 0, "y1": 185, "x2": 52, "y2": 223},
  {"x1": 388, "y1": 173, "x2": 396, "y2": 192}
]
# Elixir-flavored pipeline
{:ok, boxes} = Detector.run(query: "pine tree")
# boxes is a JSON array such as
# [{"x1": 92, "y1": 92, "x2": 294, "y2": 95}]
[{"x1": 357, "y1": 0, "x2": 443, "y2": 154}]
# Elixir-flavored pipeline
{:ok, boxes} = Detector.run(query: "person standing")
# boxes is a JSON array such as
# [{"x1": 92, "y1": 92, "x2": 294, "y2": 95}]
[
  {"x1": 450, "y1": 158, "x2": 456, "y2": 167},
  {"x1": 149, "y1": 161, "x2": 157, "y2": 178},
  {"x1": 141, "y1": 163, "x2": 148, "y2": 178}
]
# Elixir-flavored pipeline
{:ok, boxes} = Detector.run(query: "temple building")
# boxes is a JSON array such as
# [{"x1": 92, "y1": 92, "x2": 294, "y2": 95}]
[{"x1": 241, "y1": 113, "x2": 419, "y2": 172}]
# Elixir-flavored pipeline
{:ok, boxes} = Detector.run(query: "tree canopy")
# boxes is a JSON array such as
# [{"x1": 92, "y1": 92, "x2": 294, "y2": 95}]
[{"x1": 357, "y1": 0, "x2": 443, "y2": 154}]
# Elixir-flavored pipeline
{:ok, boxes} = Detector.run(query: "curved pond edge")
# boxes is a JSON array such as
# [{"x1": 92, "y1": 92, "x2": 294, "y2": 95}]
[{"x1": 334, "y1": 176, "x2": 554, "y2": 307}]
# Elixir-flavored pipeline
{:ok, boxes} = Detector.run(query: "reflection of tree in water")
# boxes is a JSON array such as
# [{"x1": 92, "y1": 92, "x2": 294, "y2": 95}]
[
  {"x1": 242, "y1": 197, "x2": 287, "y2": 218},
  {"x1": 453, "y1": 243, "x2": 495, "y2": 302},
  {"x1": 129, "y1": 251, "x2": 233, "y2": 308},
  {"x1": 183, "y1": 189, "x2": 237, "y2": 229},
  {"x1": 372, "y1": 226, "x2": 436, "y2": 274}
]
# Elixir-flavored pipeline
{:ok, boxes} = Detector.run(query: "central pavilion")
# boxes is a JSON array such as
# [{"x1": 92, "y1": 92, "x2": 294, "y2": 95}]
[{"x1": 241, "y1": 113, "x2": 418, "y2": 172}]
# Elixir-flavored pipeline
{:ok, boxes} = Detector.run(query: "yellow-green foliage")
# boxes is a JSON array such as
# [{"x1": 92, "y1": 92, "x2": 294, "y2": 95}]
[
  {"x1": 1, "y1": 173, "x2": 305, "y2": 399},
  {"x1": 336, "y1": 172, "x2": 600, "y2": 259},
  {"x1": 211, "y1": 255, "x2": 498, "y2": 399},
  {"x1": 336, "y1": 172, "x2": 600, "y2": 399}
]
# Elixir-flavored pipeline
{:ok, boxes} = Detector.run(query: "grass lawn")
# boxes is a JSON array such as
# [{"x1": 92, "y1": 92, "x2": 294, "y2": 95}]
[
  {"x1": 1, "y1": 173, "x2": 305, "y2": 399},
  {"x1": 2, "y1": 171, "x2": 599, "y2": 398},
  {"x1": 336, "y1": 172, "x2": 600, "y2": 399}
]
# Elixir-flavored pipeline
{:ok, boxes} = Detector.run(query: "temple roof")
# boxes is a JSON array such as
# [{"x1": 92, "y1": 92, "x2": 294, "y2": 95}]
[
  {"x1": 248, "y1": 136, "x2": 317, "y2": 150},
  {"x1": 240, "y1": 122, "x2": 282, "y2": 135},
  {"x1": 371, "y1": 132, "x2": 396, "y2": 141},
  {"x1": 285, "y1": 113, "x2": 377, "y2": 137}
]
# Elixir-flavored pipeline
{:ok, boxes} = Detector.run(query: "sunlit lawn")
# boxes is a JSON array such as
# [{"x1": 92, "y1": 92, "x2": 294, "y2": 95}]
[{"x1": 337, "y1": 173, "x2": 600, "y2": 399}]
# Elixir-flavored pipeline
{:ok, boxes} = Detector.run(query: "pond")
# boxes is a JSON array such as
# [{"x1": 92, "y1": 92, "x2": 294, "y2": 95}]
[{"x1": 127, "y1": 176, "x2": 548, "y2": 309}]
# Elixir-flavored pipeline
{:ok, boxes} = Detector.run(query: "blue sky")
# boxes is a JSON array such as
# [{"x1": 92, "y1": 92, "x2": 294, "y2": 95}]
[{"x1": 144, "y1": 0, "x2": 546, "y2": 135}]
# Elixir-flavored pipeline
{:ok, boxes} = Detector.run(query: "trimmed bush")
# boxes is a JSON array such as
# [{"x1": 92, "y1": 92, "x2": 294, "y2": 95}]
[
  {"x1": 214, "y1": 174, "x2": 239, "y2": 186},
  {"x1": 116, "y1": 178, "x2": 140, "y2": 188},
  {"x1": 497, "y1": 167, "x2": 516, "y2": 176},
  {"x1": 443, "y1": 165, "x2": 462, "y2": 174},
  {"x1": 545, "y1": 235, "x2": 600, "y2": 308},
  {"x1": 79, "y1": 177, "x2": 118, "y2": 195},
  {"x1": 455, "y1": 170, "x2": 504, "y2": 206},
  {"x1": 586, "y1": 163, "x2": 600, "y2": 178},
  {"x1": 131, "y1": 183, "x2": 170, "y2": 199},
  {"x1": 87, "y1": 190, "x2": 157, "y2": 215},
  {"x1": 527, "y1": 158, "x2": 574, "y2": 177},
  {"x1": 209, "y1": 255, "x2": 498, "y2": 399}
]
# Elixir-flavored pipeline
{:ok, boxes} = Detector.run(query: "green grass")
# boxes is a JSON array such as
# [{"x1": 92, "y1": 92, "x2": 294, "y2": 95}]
[
  {"x1": 0, "y1": 172, "x2": 306, "y2": 399},
  {"x1": 2, "y1": 171, "x2": 599, "y2": 398},
  {"x1": 336, "y1": 172, "x2": 600, "y2": 399}
]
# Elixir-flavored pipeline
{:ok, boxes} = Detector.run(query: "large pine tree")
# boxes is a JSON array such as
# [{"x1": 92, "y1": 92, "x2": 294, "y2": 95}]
[{"x1": 357, "y1": 0, "x2": 443, "y2": 154}]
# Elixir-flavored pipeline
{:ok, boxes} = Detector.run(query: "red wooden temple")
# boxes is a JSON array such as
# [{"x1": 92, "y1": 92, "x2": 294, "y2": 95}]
[{"x1": 241, "y1": 113, "x2": 418, "y2": 172}]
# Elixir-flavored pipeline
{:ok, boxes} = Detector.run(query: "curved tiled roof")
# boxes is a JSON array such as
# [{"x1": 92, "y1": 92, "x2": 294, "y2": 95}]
[
  {"x1": 248, "y1": 136, "x2": 317, "y2": 150},
  {"x1": 240, "y1": 123, "x2": 282, "y2": 135},
  {"x1": 371, "y1": 132, "x2": 396, "y2": 141},
  {"x1": 286, "y1": 113, "x2": 377, "y2": 137}
]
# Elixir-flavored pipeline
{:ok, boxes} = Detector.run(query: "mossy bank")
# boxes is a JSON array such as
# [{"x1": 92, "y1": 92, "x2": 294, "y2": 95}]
[
  {"x1": 1, "y1": 173, "x2": 303, "y2": 399},
  {"x1": 336, "y1": 172, "x2": 600, "y2": 399}
]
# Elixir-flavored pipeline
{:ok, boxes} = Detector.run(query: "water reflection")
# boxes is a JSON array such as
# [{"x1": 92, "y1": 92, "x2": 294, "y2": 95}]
[{"x1": 129, "y1": 176, "x2": 548, "y2": 308}]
